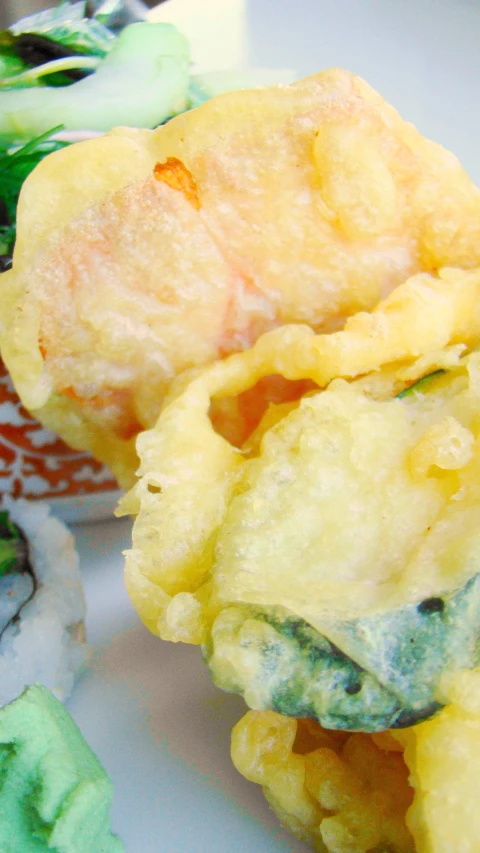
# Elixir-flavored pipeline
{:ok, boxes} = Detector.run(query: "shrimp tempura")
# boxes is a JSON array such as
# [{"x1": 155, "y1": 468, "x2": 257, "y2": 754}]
[{"x1": 2, "y1": 69, "x2": 480, "y2": 484}]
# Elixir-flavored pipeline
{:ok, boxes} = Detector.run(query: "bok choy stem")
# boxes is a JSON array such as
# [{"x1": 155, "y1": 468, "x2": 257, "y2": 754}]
[{"x1": 0, "y1": 23, "x2": 190, "y2": 139}]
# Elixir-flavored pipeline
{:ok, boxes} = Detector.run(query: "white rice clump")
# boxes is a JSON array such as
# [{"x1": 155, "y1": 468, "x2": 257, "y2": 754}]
[{"x1": 0, "y1": 496, "x2": 87, "y2": 706}]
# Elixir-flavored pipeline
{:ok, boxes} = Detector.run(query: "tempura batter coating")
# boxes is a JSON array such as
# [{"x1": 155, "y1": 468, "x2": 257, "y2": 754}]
[
  {"x1": 3, "y1": 69, "x2": 480, "y2": 483},
  {"x1": 232, "y1": 710, "x2": 414, "y2": 852},
  {"x1": 232, "y1": 667, "x2": 480, "y2": 853},
  {"x1": 119, "y1": 312, "x2": 480, "y2": 730}
]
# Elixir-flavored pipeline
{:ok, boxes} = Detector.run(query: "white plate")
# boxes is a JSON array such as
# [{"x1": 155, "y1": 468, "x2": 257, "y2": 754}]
[
  {"x1": 68, "y1": 517, "x2": 307, "y2": 852},
  {"x1": 47, "y1": 489, "x2": 123, "y2": 525},
  {"x1": 64, "y1": 1, "x2": 480, "y2": 851}
]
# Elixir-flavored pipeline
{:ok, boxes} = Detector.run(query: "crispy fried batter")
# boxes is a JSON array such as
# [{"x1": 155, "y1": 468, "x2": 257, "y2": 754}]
[
  {"x1": 231, "y1": 711, "x2": 414, "y2": 852},
  {"x1": 120, "y1": 326, "x2": 480, "y2": 851},
  {"x1": 232, "y1": 686, "x2": 480, "y2": 853},
  {"x1": 118, "y1": 292, "x2": 480, "y2": 643},
  {"x1": 3, "y1": 70, "x2": 480, "y2": 482}
]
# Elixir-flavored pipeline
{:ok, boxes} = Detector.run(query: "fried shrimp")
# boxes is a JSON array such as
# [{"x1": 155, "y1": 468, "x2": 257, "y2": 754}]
[{"x1": 3, "y1": 69, "x2": 480, "y2": 483}]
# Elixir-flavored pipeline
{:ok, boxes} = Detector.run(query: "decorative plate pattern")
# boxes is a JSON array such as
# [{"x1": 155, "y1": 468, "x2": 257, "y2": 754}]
[{"x1": 0, "y1": 359, "x2": 118, "y2": 500}]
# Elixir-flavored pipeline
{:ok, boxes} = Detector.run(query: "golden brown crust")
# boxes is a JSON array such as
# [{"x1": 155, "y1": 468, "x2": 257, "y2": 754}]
[{"x1": 154, "y1": 157, "x2": 201, "y2": 210}]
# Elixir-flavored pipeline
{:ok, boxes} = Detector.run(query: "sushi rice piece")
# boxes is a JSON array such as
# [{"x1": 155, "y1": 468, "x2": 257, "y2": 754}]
[{"x1": 0, "y1": 495, "x2": 87, "y2": 707}]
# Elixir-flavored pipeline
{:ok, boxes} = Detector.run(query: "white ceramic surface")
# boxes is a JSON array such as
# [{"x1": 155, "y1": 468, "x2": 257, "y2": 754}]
[
  {"x1": 68, "y1": 518, "x2": 308, "y2": 853},
  {"x1": 63, "y1": 2, "x2": 480, "y2": 851},
  {"x1": 47, "y1": 488, "x2": 123, "y2": 524}
]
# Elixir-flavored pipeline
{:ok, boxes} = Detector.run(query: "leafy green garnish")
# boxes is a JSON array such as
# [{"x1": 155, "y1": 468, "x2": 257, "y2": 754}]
[
  {"x1": 0, "y1": 23, "x2": 190, "y2": 140},
  {"x1": 8, "y1": 1, "x2": 114, "y2": 58},
  {"x1": 0, "y1": 32, "x2": 25, "y2": 79},
  {"x1": 0, "y1": 2, "x2": 116, "y2": 94},
  {"x1": 0, "y1": 126, "x2": 68, "y2": 256}
]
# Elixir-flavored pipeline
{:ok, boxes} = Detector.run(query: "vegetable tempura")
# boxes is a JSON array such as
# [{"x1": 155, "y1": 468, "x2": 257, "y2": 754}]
[
  {"x1": 3, "y1": 69, "x2": 480, "y2": 483},
  {"x1": 232, "y1": 682, "x2": 480, "y2": 853},
  {"x1": 119, "y1": 326, "x2": 480, "y2": 725},
  {"x1": 119, "y1": 327, "x2": 480, "y2": 852}
]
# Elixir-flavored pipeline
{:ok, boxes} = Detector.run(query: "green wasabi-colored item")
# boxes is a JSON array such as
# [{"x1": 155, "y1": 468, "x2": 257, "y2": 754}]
[{"x1": 0, "y1": 684, "x2": 124, "y2": 853}]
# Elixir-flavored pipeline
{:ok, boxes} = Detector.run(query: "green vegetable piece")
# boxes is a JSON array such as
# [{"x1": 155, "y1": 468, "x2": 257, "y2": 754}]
[
  {"x1": 8, "y1": 2, "x2": 114, "y2": 58},
  {"x1": 0, "y1": 55, "x2": 100, "y2": 90},
  {"x1": 205, "y1": 608, "x2": 403, "y2": 732},
  {"x1": 0, "y1": 539, "x2": 18, "y2": 576},
  {"x1": 397, "y1": 369, "x2": 446, "y2": 399},
  {"x1": 0, "y1": 22, "x2": 190, "y2": 139},
  {"x1": 0, "y1": 54, "x2": 24, "y2": 79},
  {"x1": 0, "y1": 684, "x2": 124, "y2": 853},
  {"x1": 206, "y1": 572, "x2": 480, "y2": 732},
  {"x1": 0, "y1": 509, "x2": 22, "y2": 577},
  {"x1": 0, "y1": 31, "x2": 25, "y2": 80}
]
